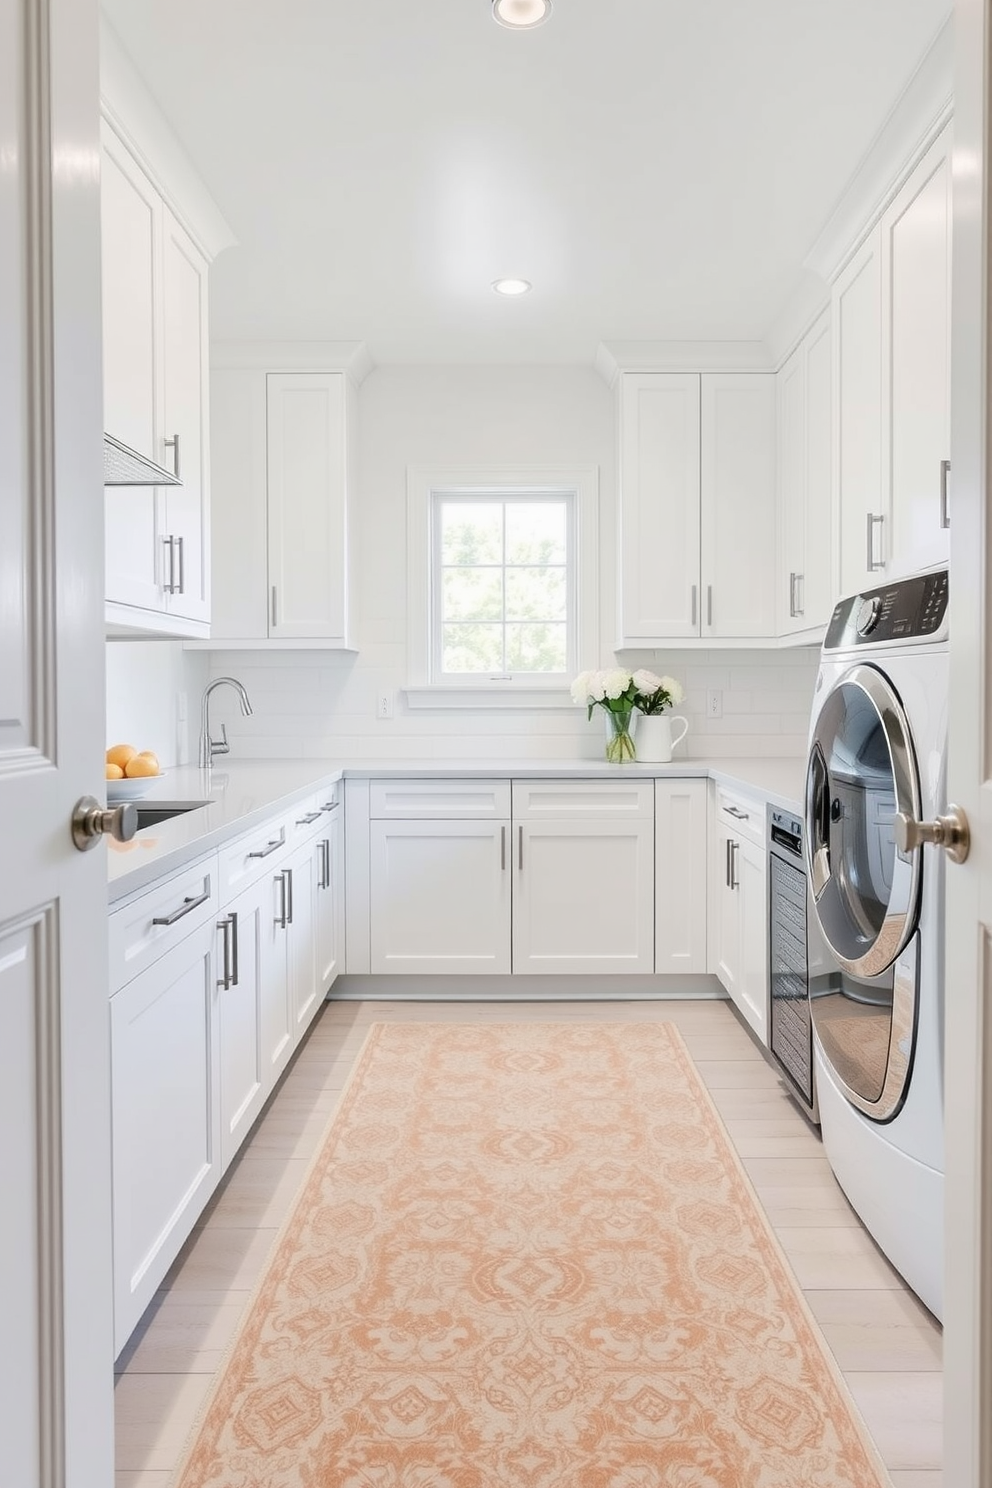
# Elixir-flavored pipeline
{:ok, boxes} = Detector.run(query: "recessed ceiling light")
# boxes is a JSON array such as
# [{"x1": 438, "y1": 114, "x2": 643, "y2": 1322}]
[
  {"x1": 492, "y1": 0, "x2": 552, "y2": 30},
  {"x1": 492, "y1": 277, "x2": 533, "y2": 296}
]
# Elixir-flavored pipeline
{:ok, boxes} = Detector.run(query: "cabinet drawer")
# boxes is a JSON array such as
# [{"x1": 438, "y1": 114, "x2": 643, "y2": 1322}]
[
  {"x1": 369, "y1": 779, "x2": 511, "y2": 820},
  {"x1": 714, "y1": 785, "x2": 765, "y2": 849},
  {"x1": 219, "y1": 811, "x2": 292, "y2": 899},
  {"x1": 109, "y1": 856, "x2": 218, "y2": 994},
  {"x1": 512, "y1": 779, "x2": 655, "y2": 820}
]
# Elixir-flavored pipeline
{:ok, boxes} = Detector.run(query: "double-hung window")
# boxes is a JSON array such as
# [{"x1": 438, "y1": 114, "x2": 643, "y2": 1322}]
[{"x1": 431, "y1": 491, "x2": 574, "y2": 682}]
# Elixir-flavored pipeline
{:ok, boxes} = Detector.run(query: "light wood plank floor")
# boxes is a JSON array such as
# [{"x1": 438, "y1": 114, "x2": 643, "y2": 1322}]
[{"x1": 114, "y1": 997, "x2": 943, "y2": 1487}]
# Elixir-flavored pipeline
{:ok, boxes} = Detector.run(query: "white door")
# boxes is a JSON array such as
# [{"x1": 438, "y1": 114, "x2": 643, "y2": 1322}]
[
  {"x1": 369, "y1": 819, "x2": 511, "y2": 974},
  {"x1": 101, "y1": 120, "x2": 165, "y2": 614},
  {"x1": 776, "y1": 344, "x2": 806, "y2": 634},
  {"x1": 882, "y1": 128, "x2": 953, "y2": 580},
  {"x1": 943, "y1": 3, "x2": 992, "y2": 1478},
  {"x1": 700, "y1": 373, "x2": 777, "y2": 638},
  {"x1": 162, "y1": 209, "x2": 210, "y2": 623},
  {"x1": 617, "y1": 372, "x2": 701, "y2": 640},
  {"x1": 512, "y1": 819, "x2": 655, "y2": 974},
  {"x1": 803, "y1": 310, "x2": 834, "y2": 628},
  {"x1": 267, "y1": 371, "x2": 348, "y2": 641},
  {"x1": 655, "y1": 779, "x2": 708, "y2": 974},
  {"x1": 833, "y1": 225, "x2": 885, "y2": 595},
  {"x1": 1, "y1": 0, "x2": 114, "y2": 1477}
]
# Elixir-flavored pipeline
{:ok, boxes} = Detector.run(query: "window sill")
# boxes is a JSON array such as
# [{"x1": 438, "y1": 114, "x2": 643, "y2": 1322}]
[{"x1": 403, "y1": 685, "x2": 575, "y2": 711}]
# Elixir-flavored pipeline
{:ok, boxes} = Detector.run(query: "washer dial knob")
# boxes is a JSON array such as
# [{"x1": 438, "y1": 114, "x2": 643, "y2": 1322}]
[{"x1": 857, "y1": 596, "x2": 882, "y2": 636}]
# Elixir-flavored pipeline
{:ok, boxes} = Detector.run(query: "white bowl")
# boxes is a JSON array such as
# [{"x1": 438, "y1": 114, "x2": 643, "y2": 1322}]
[{"x1": 106, "y1": 776, "x2": 160, "y2": 802}]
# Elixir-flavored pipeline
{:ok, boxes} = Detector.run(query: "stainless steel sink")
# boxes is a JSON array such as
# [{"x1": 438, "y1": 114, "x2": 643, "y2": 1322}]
[{"x1": 134, "y1": 800, "x2": 210, "y2": 830}]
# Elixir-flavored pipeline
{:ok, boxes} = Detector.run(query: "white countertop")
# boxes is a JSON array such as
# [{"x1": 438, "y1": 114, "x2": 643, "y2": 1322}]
[{"x1": 106, "y1": 755, "x2": 806, "y2": 903}]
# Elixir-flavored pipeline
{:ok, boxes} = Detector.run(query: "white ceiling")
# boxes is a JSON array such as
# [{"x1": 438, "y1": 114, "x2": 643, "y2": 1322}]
[{"x1": 100, "y1": 0, "x2": 952, "y2": 365}]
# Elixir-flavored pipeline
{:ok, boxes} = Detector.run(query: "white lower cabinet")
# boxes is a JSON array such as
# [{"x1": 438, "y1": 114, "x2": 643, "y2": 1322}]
[
  {"x1": 369, "y1": 818, "x2": 512, "y2": 974},
  {"x1": 110, "y1": 917, "x2": 219, "y2": 1354},
  {"x1": 655, "y1": 779, "x2": 708, "y2": 974},
  {"x1": 711, "y1": 792, "x2": 769, "y2": 1044},
  {"x1": 512, "y1": 817, "x2": 655, "y2": 973}
]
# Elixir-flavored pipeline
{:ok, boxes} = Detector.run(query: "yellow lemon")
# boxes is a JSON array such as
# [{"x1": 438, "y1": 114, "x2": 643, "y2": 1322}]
[
  {"x1": 125, "y1": 753, "x2": 160, "y2": 778},
  {"x1": 105, "y1": 762, "x2": 125, "y2": 780},
  {"x1": 106, "y1": 743, "x2": 137, "y2": 769}
]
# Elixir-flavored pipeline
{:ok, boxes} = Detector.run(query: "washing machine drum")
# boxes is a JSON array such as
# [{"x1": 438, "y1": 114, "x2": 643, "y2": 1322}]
[{"x1": 806, "y1": 663, "x2": 923, "y2": 979}]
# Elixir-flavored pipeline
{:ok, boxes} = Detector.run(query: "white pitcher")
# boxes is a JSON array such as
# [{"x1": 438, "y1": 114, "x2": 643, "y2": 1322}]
[{"x1": 635, "y1": 713, "x2": 688, "y2": 764}]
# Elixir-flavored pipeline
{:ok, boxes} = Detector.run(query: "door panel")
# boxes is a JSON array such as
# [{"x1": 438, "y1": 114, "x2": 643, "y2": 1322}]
[
  {"x1": 162, "y1": 211, "x2": 210, "y2": 621},
  {"x1": 0, "y1": 0, "x2": 113, "y2": 1479},
  {"x1": 701, "y1": 374, "x2": 777, "y2": 637},
  {"x1": 834, "y1": 228, "x2": 885, "y2": 595}
]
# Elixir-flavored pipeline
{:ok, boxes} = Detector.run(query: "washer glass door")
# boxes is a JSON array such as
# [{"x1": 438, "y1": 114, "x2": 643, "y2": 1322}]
[{"x1": 806, "y1": 663, "x2": 922, "y2": 979}]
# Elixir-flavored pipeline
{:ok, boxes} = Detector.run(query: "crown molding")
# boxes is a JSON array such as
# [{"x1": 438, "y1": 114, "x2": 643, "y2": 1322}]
[
  {"x1": 804, "y1": 16, "x2": 953, "y2": 285},
  {"x1": 763, "y1": 275, "x2": 831, "y2": 370},
  {"x1": 209, "y1": 340, "x2": 374, "y2": 383},
  {"x1": 99, "y1": 17, "x2": 237, "y2": 263},
  {"x1": 595, "y1": 340, "x2": 773, "y2": 386}
]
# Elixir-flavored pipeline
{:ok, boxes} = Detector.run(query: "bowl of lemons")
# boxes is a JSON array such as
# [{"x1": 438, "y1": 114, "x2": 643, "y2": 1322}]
[{"x1": 105, "y1": 743, "x2": 162, "y2": 801}]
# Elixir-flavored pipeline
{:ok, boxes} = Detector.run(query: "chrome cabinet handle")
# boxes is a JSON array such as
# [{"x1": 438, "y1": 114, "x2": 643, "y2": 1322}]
[
  {"x1": 866, "y1": 512, "x2": 885, "y2": 571},
  {"x1": 164, "y1": 432, "x2": 181, "y2": 480},
  {"x1": 789, "y1": 572, "x2": 805, "y2": 618},
  {"x1": 731, "y1": 840, "x2": 740, "y2": 889},
  {"x1": 500, "y1": 824, "x2": 507, "y2": 872},
  {"x1": 70, "y1": 796, "x2": 137, "y2": 851},
  {"x1": 319, "y1": 838, "x2": 331, "y2": 890},
  {"x1": 725, "y1": 805, "x2": 749, "y2": 821},
  {"x1": 153, "y1": 890, "x2": 210, "y2": 927},
  {"x1": 725, "y1": 837, "x2": 731, "y2": 888},
  {"x1": 797, "y1": 572, "x2": 804, "y2": 616},
  {"x1": 163, "y1": 535, "x2": 175, "y2": 593},
  {"x1": 276, "y1": 871, "x2": 289, "y2": 929},
  {"x1": 320, "y1": 799, "x2": 339, "y2": 814},
  {"x1": 940, "y1": 459, "x2": 951, "y2": 529},
  {"x1": 706, "y1": 585, "x2": 713, "y2": 627},
  {"x1": 217, "y1": 914, "x2": 233, "y2": 989},
  {"x1": 174, "y1": 535, "x2": 185, "y2": 595},
  {"x1": 518, "y1": 825, "x2": 524, "y2": 871},
  {"x1": 285, "y1": 867, "x2": 294, "y2": 926},
  {"x1": 296, "y1": 810, "x2": 322, "y2": 826},
  {"x1": 691, "y1": 584, "x2": 697, "y2": 627},
  {"x1": 789, "y1": 571, "x2": 797, "y2": 619},
  {"x1": 229, "y1": 910, "x2": 239, "y2": 986},
  {"x1": 271, "y1": 585, "x2": 278, "y2": 628},
  {"x1": 248, "y1": 837, "x2": 283, "y2": 860}
]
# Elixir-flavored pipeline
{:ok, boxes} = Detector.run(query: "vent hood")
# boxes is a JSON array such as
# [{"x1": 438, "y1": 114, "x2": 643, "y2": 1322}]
[{"x1": 104, "y1": 434, "x2": 182, "y2": 487}]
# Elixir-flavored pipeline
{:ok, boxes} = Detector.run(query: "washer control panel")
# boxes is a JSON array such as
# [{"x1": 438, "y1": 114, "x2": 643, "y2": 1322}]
[{"x1": 825, "y1": 569, "x2": 948, "y2": 650}]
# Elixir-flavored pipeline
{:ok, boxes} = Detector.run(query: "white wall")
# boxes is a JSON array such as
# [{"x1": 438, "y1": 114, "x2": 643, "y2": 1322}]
[
  {"x1": 201, "y1": 365, "x2": 818, "y2": 763},
  {"x1": 105, "y1": 640, "x2": 208, "y2": 767}
]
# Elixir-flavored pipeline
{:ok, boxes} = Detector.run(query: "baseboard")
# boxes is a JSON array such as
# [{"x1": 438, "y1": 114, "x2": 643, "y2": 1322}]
[{"x1": 327, "y1": 973, "x2": 727, "y2": 1002}]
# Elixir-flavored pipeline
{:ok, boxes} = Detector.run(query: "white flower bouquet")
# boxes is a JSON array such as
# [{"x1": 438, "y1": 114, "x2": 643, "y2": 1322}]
[{"x1": 571, "y1": 668, "x2": 687, "y2": 762}]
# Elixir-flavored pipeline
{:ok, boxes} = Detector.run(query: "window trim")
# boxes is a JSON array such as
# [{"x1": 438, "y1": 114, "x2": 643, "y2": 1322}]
[{"x1": 406, "y1": 465, "x2": 600, "y2": 707}]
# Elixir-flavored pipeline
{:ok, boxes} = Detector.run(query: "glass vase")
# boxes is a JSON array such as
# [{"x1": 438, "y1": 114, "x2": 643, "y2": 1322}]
[{"x1": 604, "y1": 706, "x2": 636, "y2": 763}]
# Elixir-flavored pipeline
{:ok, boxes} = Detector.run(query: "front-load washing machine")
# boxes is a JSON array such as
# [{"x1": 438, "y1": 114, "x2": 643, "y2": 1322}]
[{"x1": 805, "y1": 567, "x2": 948, "y2": 1319}]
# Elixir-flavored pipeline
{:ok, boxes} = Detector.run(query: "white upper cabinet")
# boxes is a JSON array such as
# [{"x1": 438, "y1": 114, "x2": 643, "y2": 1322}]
[
  {"x1": 618, "y1": 373, "x2": 701, "y2": 640},
  {"x1": 833, "y1": 227, "x2": 884, "y2": 596},
  {"x1": 617, "y1": 371, "x2": 775, "y2": 645},
  {"x1": 206, "y1": 364, "x2": 357, "y2": 648},
  {"x1": 881, "y1": 127, "x2": 952, "y2": 577},
  {"x1": 101, "y1": 118, "x2": 215, "y2": 638},
  {"x1": 777, "y1": 311, "x2": 833, "y2": 637},
  {"x1": 700, "y1": 373, "x2": 776, "y2": 638}
]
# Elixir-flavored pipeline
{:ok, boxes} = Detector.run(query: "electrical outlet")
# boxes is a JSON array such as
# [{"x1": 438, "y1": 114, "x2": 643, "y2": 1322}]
[
  {"x1": 377, "y1": 691, "x2": 394, "y2": 720},
  {"x1": 706, "y1": 689, "x2": 723, "y2": 719}
]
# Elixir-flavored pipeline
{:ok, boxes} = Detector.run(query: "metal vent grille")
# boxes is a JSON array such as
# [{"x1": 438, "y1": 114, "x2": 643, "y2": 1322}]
[{"x1": 103, "y1": 434, "x2": 181, "y2": 487}]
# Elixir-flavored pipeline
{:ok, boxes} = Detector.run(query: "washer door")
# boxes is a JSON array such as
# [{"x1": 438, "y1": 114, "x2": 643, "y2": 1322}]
[{"x1": 805, "y1": 664, "x2": 922, "y2": 979}]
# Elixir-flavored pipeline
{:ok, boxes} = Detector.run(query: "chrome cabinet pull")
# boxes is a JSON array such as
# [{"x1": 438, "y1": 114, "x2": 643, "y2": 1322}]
[
  {"x1": 518, "y1": 826, "x2": 524, "y2": 871},
  {"x1": 164, "y1": 432, "x2": 181, "y2": 480},
  {"x1": 153, "y1": 890, "x2": 210, "y2": 927},
  {"x1": 730, "y1": 840, "x2": 740, "y2": 890},
  {"x1": 276, "y1": 871, "x2": 289, "y2": 929},
  {"x1": 320, "y1": 799, "x2": 339, "y2": 814},
  {"x1": 725, "y1": 805, "x2": 749, "y2": 821},
  {"x1": 797, "y1": 572, "x2": 804, "y2": 616},
  {"x1": 296, "y1": 810, "x2": 322, "y2": 826},
  {"x1": 866, "y1": 512, "x2": 885, "y2": 572},
  {"x1": 217, "y1": 916, "x2": 232, "y2": 989},
  {"x1": 285, "y1": 866, "x2": 294, "y2": 926},
  {"x1": 500, "y1": 824, "x2": 507, "y2": 872},
  {"x1": 319, "y1": 838, "x2": 331, "y2": 890},
  {"x1": 248, "y1": 837, "x2": 283, "y2": 860},
  {"x1": 174, "y1": 535, "x2": 185, "y2": 595},
  {"x1": 725, "y1": 837, "x2": 731, "y2": 888},
  {"x1": 229, "y1": 910, "x2": 239, "y2": 986},
  {"x1": 691, "y1": 584, "x2": 697, "y2": 627},
  {"x1": 271, "y1": 585, "x2": 278, "y2": 628},
  {"x1": 163, "y1": 535, "x2": 175, "y2": 593},
  {"x1": 940, "y1": 459, "x2": 951, "y2": 529},
  {"x1": 789, "y1": 571, "x2": 797, "y2": 619},
  {"x1": 706, "y1": 585, "x2": 713, "y2": 627}
]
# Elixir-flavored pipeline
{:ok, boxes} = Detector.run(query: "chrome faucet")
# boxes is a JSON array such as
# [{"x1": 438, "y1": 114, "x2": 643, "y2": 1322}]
[{"x1": 199, "y1": 677, "x2": 253, "y2": 768}]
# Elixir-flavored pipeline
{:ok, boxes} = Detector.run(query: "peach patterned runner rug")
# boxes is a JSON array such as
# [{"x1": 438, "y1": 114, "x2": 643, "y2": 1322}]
[{"x1": 171, "y1": 1022, "x2": 891, "y2": 1488}]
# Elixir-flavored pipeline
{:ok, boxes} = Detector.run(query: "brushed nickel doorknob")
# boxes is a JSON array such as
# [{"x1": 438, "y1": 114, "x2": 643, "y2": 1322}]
[
  {"x1": 893, "y1": 804, "x2": 971, "y2": 865},
  {"x1": 71, "y1": 795, "x2": 138, "y2": 852}
]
